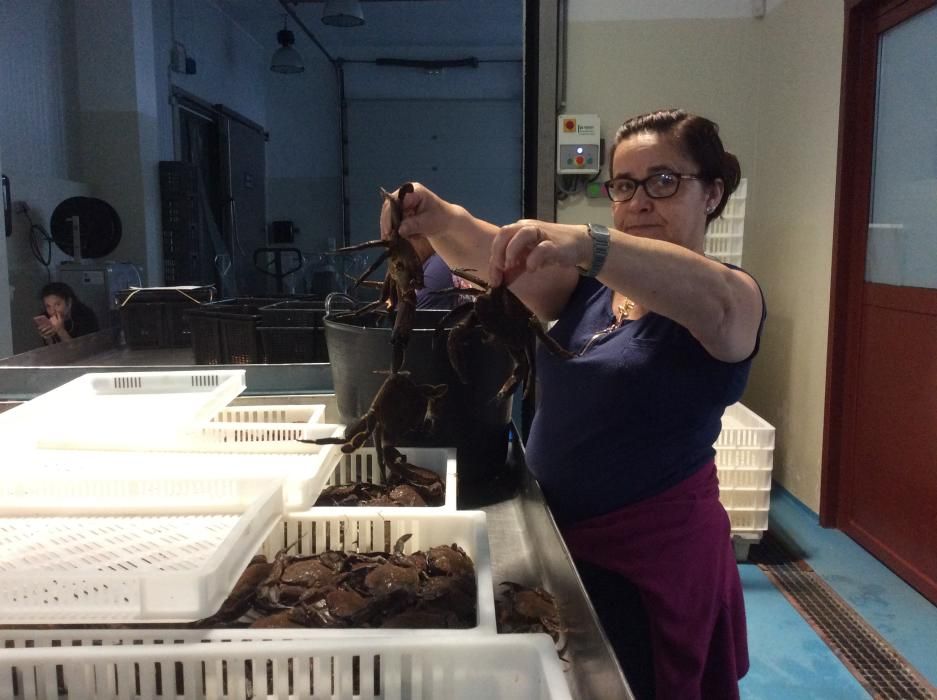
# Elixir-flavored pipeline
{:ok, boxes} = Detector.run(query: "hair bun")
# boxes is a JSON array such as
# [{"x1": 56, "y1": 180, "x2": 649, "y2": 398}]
[{"x1": 721, "y1": 152, "x2": 741, "y2": 197}]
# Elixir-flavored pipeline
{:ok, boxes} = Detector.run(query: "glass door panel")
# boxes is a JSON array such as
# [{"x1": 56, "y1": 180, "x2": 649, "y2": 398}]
[{"x1": 865, "y1": 5, "x2": 937, "y2": 288}]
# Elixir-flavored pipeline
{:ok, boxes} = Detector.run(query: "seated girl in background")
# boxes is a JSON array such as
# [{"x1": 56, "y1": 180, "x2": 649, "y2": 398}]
[{"x1": 36, "y1": 282, "x2": 99, "y2": 344}]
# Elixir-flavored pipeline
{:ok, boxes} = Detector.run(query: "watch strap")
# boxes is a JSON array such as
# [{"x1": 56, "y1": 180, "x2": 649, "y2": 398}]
[{"x1": 579, "y1": 223, "x2": 610, "y2": 277}]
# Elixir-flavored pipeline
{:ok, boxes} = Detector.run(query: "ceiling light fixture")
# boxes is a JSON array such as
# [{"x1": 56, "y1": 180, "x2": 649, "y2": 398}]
[
  {"x1": 270, "y1": 16, "x2": 305, "y2": 73},
  {"x1": 322, "y1": 0, "x2": 365, "y2": 27}
]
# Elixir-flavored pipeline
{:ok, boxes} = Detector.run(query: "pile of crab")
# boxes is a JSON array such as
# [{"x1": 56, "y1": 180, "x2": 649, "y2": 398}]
[
  {"x1": 313, "y1": 446, "x2": 444, "y2": 507},
  {"x1": 197, "y1": 534, "x2": 476, "y2": 630}
]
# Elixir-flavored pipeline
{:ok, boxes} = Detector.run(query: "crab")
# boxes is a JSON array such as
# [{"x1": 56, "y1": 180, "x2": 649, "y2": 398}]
[
  {"x1": 496, "y1": 581, "x2": 566, "y2": 654},
  {"x1": 331, "y1": 182, "x2": 422, "y2": 372},
  {"x1": 435, "y1": 268, "x2": 575, "y2": 401},
  {"x1": 195, "y1": 554, "x2": 273, "y2": 626},
  {"x1": 306, "y1": 370, "x2": 446, "y2": 478}
]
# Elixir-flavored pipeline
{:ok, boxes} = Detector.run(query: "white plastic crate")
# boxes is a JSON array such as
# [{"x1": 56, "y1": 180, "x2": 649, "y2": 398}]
[
  {"x1": 716, "y1": 466, "x2": 772, "y2": 490},
  {"x1": 213, "y1": 403, "x2": 325, "y2": 424},
  {"x1": 0, "y1": 370, "x2": 246, "y2": 452},
  {"x1": 715, "y1": 445, "x2": 773, "y2": 470},
  {"x1": 322, "y1": 447, "x2": 458, "y2": 510},
  {"x1": 0, "y1": 634, "x2": 570, "y2": 700},
  {"x1": 705, "y1": 178, "x2": 746, "y2": 264},
  {"x1": 716, "y1": 403, "x2": 775, "y2": 450},
  {"x1": 716, "y1": 403, "x2": 775, "y2": 538},
  {"x1": 0, "y1": 510, "x2": 495, "y2": 637},
  {"x1": 719, "y1": 488, "x2": 771, "y2": 511},
  {"x1": 0, "y1": 483, "x2": 281, "y2": 624},
  {"x1": 162, "y1": 418, "x2": 345, "y2": 455},
  {"x1": 727, "y1": 508, "x2": 769, "y2": 531},
  {"x1": 0, "y1": 434, "x2": 344, "y2": 514},
  {"x1": 253, "y1": 509, "x2": 496, "y2": 634},
  {"x1": 705, "y1": 232, "x2": 744, "y2": 257}
]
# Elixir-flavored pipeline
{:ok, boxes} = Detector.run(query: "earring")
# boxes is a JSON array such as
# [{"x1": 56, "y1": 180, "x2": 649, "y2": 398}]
[{"x1": 705, "y1": 205, "x2": 714, "y2": 214}]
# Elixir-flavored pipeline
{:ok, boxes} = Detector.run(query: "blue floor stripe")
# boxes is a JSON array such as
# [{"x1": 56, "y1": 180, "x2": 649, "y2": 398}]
[
  {"x1": 739, "y1": 564, "x2": 870, "y2": 699},
  {"x1": 768, "y1": 486, "x2": 937, "y2": 686}
]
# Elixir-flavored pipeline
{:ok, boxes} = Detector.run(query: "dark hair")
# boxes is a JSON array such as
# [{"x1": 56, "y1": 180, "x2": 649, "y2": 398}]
[
  {"x1": 40, "y1": 281, "x2": 78, "y2": 302},
  {"x1": 610, "y1": 109, "x2": 741, "y2": 223}
]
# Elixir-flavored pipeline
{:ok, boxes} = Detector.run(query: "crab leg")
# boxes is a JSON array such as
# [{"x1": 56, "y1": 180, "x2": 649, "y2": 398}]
[
  {"x1": 348, "y1": 247, "x2": 391, "y2": 290},
  {"x1": 391, "y1": 291, "x2": 417, "y2": 373},
  {"x1": 529, "y1": 318, "x2": 577, "y2": 360}
]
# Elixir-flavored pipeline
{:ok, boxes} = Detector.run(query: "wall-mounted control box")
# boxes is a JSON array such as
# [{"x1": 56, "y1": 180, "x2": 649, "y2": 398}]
[{"x1": 557, "y1": 114, "x2": 601, "y2": 175}]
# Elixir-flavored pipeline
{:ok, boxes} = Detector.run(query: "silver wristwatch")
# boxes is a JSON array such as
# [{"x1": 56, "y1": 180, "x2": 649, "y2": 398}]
[{"x1": 578, "y1": 223, "x2": 610, "y2": 277}]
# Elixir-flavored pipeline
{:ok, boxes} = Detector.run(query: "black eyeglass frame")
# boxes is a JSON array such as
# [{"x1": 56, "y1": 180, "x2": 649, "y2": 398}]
[{"x1": 603, "y1": 172, "x2": 704, "y2": 203}]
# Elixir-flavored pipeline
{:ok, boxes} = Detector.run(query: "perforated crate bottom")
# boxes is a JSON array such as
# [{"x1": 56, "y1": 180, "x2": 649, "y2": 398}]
[{"x1": 0, "y1": 485, "x2": 281, "y2": 623}]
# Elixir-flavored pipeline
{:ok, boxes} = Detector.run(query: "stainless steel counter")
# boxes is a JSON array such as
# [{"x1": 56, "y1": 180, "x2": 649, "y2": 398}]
[
  {"x1": 0, "y1": 346, "x2": 633, "y2": 699},
  {"x1": 0, "y1": 339, "x2": 333, "y2": 399}
]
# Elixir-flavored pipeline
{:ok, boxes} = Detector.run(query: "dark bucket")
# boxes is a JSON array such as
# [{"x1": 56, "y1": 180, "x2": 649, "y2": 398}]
[{"x1": 324, "y1": 306, "x2": 515, "y2": 481}]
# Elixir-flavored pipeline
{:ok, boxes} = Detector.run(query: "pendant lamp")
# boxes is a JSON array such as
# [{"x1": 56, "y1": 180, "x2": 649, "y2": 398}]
[
  {"x1": 322, "y1": 0, "x2": 365, "y2": 27},
  {"x1": 270, "y1": 17, "x2": 304, "y2": 74}
]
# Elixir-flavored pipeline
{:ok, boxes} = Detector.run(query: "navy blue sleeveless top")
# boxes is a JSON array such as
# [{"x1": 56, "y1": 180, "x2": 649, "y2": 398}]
[{"x1": 525, "y1": 271, "x2": 765, "y2": 526}]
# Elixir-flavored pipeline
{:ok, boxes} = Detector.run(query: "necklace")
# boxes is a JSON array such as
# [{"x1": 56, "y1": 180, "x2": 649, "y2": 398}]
[
  {"x1": 579, "y1": 296, "x2": 636, "y2": 356},
  {"x1": 616, "y1": 298, "x2": 636, "y2": 323}
]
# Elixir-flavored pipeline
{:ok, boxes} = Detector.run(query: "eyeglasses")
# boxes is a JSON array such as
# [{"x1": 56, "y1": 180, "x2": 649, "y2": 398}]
[{"x1": 604, "y1": 171, "x2": 703, "y2": 202}]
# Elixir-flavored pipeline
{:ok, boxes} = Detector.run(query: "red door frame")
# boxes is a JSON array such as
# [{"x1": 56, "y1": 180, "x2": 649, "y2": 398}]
[{"x1": 822, "y1": 0, "x2": 937, "y2": 522}]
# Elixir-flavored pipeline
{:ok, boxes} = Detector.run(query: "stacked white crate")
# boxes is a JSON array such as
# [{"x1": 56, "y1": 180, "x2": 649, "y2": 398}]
[
  {"x1": 705, "y1": 178, "x2": 747, "y2": 265},
  {"x1": 714, "y1": 402, "x2": 775, "y2": 559},
  {"x1": 0, "y1": 374, "x2": 572, "y2": 699},
  {"x1": 0, "y1": 371, "x2": 348, "y2": 619},
  {"x1": 0, "y1": 374, "x2": 347, "y2": 513},
  {"x1": 0, "y1": 635, "x2": 571, "y2": 700}
]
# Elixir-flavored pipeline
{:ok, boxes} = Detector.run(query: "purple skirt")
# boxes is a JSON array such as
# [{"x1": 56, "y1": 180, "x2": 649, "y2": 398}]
[{"x1": 562, "y1": 462, "x2": 749, "y2": 700}]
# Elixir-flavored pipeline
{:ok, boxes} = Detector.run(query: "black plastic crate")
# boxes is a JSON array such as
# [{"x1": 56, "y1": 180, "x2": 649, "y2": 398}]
[
  {"x1": 258, "y1": 326, "x2": 318, "y2": 363},
  {"x1": 186, "y1": 306, "x2": 263, "y2": 364},
  {"x1": 116, "y1": 286, "x2": 215, "y2": 306},
  {"x1": 259, "y1": 300, "x2": 326, "y2": 327},
  {"x1": 185, "y1": 310, "x2": 223, "y2": 364},
  {"x1": 218, "y1": 311, "x2": 263, "y2": 364},
  {"x1": 117, "y1": 287, "x2": 215, "y2": 350},
  {"x1": 119, "y1": 303, "x2": 165, "y2": 349},
  {"x1": 120, "y1": 302, "x2": 195, "y2": 349}
]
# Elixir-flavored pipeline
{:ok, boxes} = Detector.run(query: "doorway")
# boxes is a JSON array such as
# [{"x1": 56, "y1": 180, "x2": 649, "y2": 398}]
[
  {"x1": 174, "y1": 92, "x2": 268, "y2": 296},
  {"x1": 824, "y1": 0, "x2": 937, "y2": 605}
]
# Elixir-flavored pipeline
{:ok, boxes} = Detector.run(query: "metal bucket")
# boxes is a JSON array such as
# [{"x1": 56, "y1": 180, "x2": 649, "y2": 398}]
[{"x1": 323, "y1": 296, "x2": 514, "y2": 481}]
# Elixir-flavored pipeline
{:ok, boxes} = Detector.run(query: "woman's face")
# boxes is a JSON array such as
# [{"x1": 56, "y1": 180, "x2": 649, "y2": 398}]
[
  {"x1": 609, "y1": 131, "x2": 722, "y2": 252},
  {"x1": 43, "y1": 294, "x2": 71, "y2": 318}
]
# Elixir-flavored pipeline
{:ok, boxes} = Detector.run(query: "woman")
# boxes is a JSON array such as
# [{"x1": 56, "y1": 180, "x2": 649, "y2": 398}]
[
  {"x1": 37, "y1": 282, "x2": 100, "y2": 344},
  {"x1": 408, "y1": 235, "x2": 456, "y2": 310},
  {"x1": 385, "y1": 109, "x2": 764, "y2": 699}
]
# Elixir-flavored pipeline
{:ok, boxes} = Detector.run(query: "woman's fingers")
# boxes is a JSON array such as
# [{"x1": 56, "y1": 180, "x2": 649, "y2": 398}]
[
  {"x1": 379, "y1": 196, "x2": 394, "y2": 240},
  {"x1": 396, "y1": 186, "x2": 438, "y2": 239},
  {"x1": 490, "y1": 223, "x2": 541, "y2": 287},
  {"x1": 490, "y1": 221, "x2": 576, "y2": 286}
]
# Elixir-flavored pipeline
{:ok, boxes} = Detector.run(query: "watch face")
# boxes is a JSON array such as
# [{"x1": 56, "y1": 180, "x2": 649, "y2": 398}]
[{"x1": 590, "y1": 223, "x2": 609, "y2": 239}]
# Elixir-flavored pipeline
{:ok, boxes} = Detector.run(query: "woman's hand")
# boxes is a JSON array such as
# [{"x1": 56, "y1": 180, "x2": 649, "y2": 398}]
[
  {"x1": 380, "y1": 182, "x2": 461, "y2": 242},
  {"x1": 488, "y1": 220, "x2": 591, "y2": 288},
  {"x1": 37, "y1": 317, "x2": 56, "y2": 339},
  {"x1": 46, "y1": 313, "x2": 65, "y2": 336}
]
